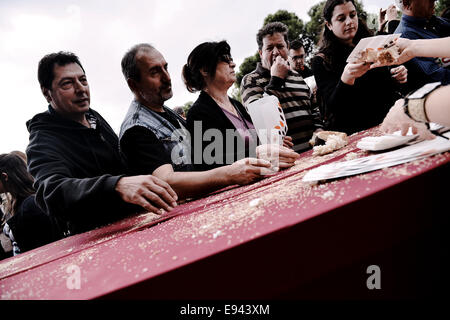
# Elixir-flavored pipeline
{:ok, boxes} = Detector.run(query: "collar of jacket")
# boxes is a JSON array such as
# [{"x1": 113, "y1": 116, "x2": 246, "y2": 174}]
[
  {"x1": 402, "y1": 14, "x2": 439, "y2": 29},
  {"x1": 47, "y1": 105, "x2": 96, "y2": 128},
  {"x1": 256, "y1": 62, "x2": 271, "y2": 78}
]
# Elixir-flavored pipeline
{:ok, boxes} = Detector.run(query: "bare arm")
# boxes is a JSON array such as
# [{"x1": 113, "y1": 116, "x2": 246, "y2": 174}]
[
  {"x1": 380, "y1": 86, "x2": 450, "y2": 139},
  {"x1": 371, "y1": 37, "x2": 450, "y2": 68},
  {"x1": 400, "y1": 37, "x2": 450, "y2": 60},
  {"x1": 424, "y1": 85, "x2": 450, "y2": 126},
  {"x1": 152, "y1": 159, "x2": 272, "y2": 199}
]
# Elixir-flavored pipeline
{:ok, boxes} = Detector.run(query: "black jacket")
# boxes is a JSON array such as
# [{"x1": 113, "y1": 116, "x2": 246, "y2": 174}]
[
  {"x1": 6, "y1": 195, "x2": 58, "y2": 252},
  {"x1": 26, "y1": 106, "x2": 139, "y2": 237},
  {"x1": 311, "y1": 44, "x2": 406, "y2": 134},
  {"x1": 186, "y1": 91, "x2": 256, "y2": 171}
]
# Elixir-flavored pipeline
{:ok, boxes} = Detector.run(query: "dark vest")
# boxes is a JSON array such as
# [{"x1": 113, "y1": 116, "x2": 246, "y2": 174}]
[{"x1": 120, "y1": 100, "x2": 193, "y2": 171}]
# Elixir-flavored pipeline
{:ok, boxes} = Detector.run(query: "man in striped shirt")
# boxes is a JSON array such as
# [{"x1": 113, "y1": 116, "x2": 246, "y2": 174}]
[{"x1": 241, "y1": 22, "x2": 323, "y2": 153}]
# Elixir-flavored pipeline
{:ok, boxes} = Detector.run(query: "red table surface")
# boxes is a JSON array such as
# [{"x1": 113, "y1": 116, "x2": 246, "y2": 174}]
[{"x1": 0, "y1": 127, "x2": 449, "y2": 299}]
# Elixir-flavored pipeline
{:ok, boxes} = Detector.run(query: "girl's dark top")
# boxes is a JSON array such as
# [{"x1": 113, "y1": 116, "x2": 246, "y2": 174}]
[
  {"x1": 311, "y1": 28, "x2": 407, "y2": 134},
  {"x1": 6, "y1": 195, "x2": 58, "y2": 253}
]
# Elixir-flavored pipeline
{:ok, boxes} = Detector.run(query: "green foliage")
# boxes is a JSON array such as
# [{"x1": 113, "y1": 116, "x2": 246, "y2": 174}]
[
  {"x1": 236, "y1": 9, "x2": 309, "y2": 87},
  {"x1": 183, "y1": 101, "x2": 193, "y2": 114},
  {"x1": 265, "y1": 10, "x2": 317, "y2": 64},
  {"x1": 305, "y1": 1, "x2": 326, "y2": 45},
  {"x1": 366, "y1": 12, "x2": 379, "y2": 31},
  {"x1": 436, "y1": 0, "x2": 450, "y2": 16},
  {"x1": 235, "y1": 52, "x2": 260, "y2": 88},
  {"x1": 230, "y1": 86, "x2": 242, "y2": 103},
  {"x1": 354, "y1": 0, "x2": 369, "y2": 21},
  {"x1": 305, "y1": 0, "x2": 368, "y2": 45},
  {"x1": 264, "y1": 10, "x2": 305, "y2": 42},
  {"x1": 235, "y1": 1, "x2": 370, "y2": 88}
]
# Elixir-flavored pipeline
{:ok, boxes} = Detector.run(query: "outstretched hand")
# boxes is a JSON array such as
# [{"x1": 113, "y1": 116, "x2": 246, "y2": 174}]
[
  {"x1": 370, "y1": 38, "x2": 415, "y2": 69},
  {"x1": 380, "y1": 99, "x2": 435, "y2": 140}
]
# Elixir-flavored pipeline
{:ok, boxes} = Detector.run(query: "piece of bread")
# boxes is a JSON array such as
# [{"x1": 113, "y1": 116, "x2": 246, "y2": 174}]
[
  {"x1": 355, "y1": 44, "x2": 400, "y2": 64},
  {"x1": 316, "y1": 131, "x2": 348, "y2": 143},
  {"x1": 377, "y1": 46, "x2": 400, "y2": 64},
  {"x1": 312, "y1": 131, "x2": 348, "y2": 156},
  {"x1": 356, "y1": 48, "x2": 378, "y2": 63}
]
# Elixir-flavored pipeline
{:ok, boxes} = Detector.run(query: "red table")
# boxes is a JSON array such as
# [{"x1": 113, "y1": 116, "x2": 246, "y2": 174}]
[{"x1": 1, "y1": 127, "x2": 449, "y2": 300}]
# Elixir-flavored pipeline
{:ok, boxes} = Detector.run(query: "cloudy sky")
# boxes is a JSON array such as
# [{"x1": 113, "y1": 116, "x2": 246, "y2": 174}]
[{"x1": 0, "y1": 0, "x2": 393, "y2": 154}]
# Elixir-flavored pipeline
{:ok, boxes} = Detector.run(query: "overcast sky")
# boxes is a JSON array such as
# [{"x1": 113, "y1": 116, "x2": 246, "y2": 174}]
[{"x1": 0, "y1": 0, "x2": 393, "y2": 154}]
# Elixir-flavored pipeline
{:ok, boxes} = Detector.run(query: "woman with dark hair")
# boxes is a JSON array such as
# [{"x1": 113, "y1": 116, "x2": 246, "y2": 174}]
[
  {"x1": 183, "y1": 41, "x2": 298, "y2": 171},
  {"x1": 311, "y1": 0, "x2": 409, "y2": 134},
  {"x1": 0, "y1": 152, "x2": 57, "y2": 256}
]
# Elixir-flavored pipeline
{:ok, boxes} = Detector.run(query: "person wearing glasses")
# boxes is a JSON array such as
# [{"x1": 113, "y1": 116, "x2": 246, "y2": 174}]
[
  {"x1": 119, "y1": 44, "x2": 297, "y2": 200},
  {"x1": 183, "y1": 41, "x2": 299, "y2": 172},
  {"x1": 288, "y1": 39, "x2": 313, "y2": 78}
]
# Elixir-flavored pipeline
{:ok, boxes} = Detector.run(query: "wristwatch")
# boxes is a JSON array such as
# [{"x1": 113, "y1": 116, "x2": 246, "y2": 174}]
[{"x1": 403, "y1": 82, "x2": 441, "y2": 123}]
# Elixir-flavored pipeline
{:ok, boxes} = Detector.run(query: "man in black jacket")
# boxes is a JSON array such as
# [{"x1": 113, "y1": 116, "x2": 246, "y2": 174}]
[{"x1": 26, "y1": 51, "x2": 178, "y2": 238}]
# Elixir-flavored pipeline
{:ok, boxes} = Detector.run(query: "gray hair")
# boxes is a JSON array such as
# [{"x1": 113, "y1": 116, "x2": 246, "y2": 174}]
[{"x1": 121, "y1": 43, "x2": 155, "y2": 82}]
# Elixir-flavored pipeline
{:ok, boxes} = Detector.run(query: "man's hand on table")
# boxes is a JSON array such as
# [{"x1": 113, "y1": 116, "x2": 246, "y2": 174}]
[{"x1": 115, "y1": 175, "x2": 178, "y2": 214}]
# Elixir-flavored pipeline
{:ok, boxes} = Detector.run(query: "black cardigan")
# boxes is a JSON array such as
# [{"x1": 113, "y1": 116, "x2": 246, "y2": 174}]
[
  {"x1": 6, "y1": 195, "x2": 58, "y2": 253},
  {"x1": 186, "y1": 91, "x2": 256, "y2": 171}
]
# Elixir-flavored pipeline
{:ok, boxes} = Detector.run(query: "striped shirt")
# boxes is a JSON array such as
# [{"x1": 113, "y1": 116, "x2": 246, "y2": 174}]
[{"x1": 241, "y1": 63, "x2": 323, "y2": 153}]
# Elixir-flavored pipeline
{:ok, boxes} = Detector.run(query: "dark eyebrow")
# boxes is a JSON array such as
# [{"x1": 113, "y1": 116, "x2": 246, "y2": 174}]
[
  {"x1": 149, "y1": 65, "x2": 166, "y2": 72},
  {"x1": 58, "y1": 77, "x2": 74, "y2": 84},
  {"x1": 57, "y1": 74, "x2": 86, "y2": 85}
]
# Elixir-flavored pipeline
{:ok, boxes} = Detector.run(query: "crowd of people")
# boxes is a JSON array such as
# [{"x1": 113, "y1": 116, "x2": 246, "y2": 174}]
[{"x1": 1, "y1": 0, "x2": 449, "y2": 259}]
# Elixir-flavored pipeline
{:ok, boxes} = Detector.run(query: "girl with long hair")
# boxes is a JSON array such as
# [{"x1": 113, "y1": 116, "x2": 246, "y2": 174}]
[
  {"x1": 0, "y1": 152, "x2": 56, "y2": 257},
  {"x1": 311, "y1": 0, "x2": 409, "y2": 134}
]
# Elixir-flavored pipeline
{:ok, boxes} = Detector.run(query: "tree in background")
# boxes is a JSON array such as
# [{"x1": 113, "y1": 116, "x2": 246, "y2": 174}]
[
  {"x1": 305, "y1": 0, "x2": 367, "y2": 45},
  {"x1": 263, "y1": 10, "x2": 305, "y2": 43},
  {"x1": 436, "y1": 0, "x2": 450, "y2": 16},
  {"x1": 235, "y1": 10, "x2": 308, "y2": 89},
  {"x1": 182, "y1": 101, "x2": 193, "y2": 115},
  {"x1": 235, "y1": 52, "x2": 260, "y2": 90},
  {"x1": 235, "y1": 1, "x2": 368, "y2": 97},
  {"x1": 366, "y1": 12, "x2": 379, "y2": 31},
  {"x1": 305, "y1": 1, "x2": 326, "y2": 46}
]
